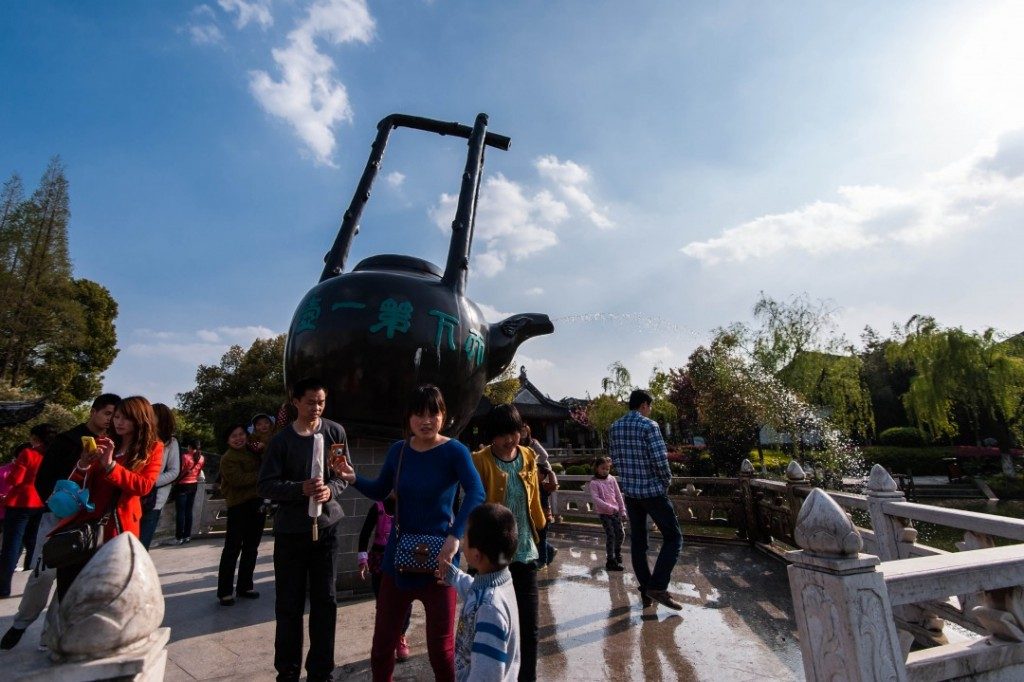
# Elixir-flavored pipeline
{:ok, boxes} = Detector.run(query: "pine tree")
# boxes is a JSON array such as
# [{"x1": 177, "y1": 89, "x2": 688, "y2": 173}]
[
  {"x1": 0, "y1": 157, "x2": 118, "y2": 405},
  {"x1": 0, "y1": 156, "x2": 73, "y2": 386}
]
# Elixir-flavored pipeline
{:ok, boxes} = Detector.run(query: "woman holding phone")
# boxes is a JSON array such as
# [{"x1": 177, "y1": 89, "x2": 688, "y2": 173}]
[
  {"x1": 335, "y1": 384, "x2": 485, "y2": 682},
  {"x1": 55, "y1": 396, "x2": 163, "y2": 599}
]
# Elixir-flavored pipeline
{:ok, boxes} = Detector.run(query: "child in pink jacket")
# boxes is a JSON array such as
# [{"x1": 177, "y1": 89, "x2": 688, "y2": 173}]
[{"x1": 587, "y1": 456, "x2": 626, "y2": 571}]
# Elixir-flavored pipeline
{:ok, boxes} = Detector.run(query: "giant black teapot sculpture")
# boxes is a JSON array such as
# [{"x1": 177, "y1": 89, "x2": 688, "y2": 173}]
[{"x1": 285, "y1": 113, "x2": 553, "y2": 439}]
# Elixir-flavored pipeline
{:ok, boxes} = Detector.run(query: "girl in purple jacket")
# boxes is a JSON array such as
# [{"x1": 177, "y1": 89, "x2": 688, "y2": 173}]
[
  {"x1": 357, "y1": 495, "x2": 413, "y2": 663},
  {"x1": 587, "y1": 456, "x2": 627, "y2": 571}
]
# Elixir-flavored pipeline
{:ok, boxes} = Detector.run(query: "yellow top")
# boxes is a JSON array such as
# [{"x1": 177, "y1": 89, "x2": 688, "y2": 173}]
[{"x1": 471, "y1": 444, "x2": 548, "y2": 543}]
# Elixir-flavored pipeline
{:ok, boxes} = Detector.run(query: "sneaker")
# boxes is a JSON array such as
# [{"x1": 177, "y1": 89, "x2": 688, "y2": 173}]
[
  {"x1": 237, "y1": 590, "x2": 260, "y2": 599},
  {"x1": 605, "y1": 559, "x2": 624, "y2": 571},
  {"x1": 396, "y1": 635, "x2": 410, "y2": 662},
  {"x1": 219, "y1": 596, "x2": 236, "y2": 606},
  {"x1": 547, "y1": 546, "x2": 559, "y2": 565},
  {"x1": 0, "y1": 626, "x2": 25, "y2": 650},
  {"x1": 638, "y1": 589, "x2": 654, "y2": 609},
  {"x1": 183, "y1": 537, "x2": 192, "y2": 544},
  {"x1": 646, "y1": 589, "x2": 683, "y2": 611}
]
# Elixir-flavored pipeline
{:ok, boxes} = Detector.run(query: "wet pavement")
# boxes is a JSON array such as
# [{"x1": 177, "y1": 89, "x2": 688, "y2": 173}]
[{"x1": 0, "y1": 530, "x2": 803, "y2": 681}]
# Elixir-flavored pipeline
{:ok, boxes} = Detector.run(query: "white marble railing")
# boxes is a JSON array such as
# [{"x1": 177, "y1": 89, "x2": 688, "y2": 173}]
[{"x1": 787, "y1": 465, "x2": 1024, "y2": 682}]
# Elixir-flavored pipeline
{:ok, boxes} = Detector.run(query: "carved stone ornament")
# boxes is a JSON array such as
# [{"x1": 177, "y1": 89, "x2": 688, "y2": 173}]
[
  {"x1": 973, "y1": 586, "x2": 1024, "y2": 642},
  {"x1": 786, "y1": 460, "x2": 806, "y2": 482},
  {"x1": 867, "y1": 464, "x2": 899, "y2": 493},
  {"x1": 794, "y1": 488, "x2": 864, "y2": 558},
  {"x1": 44, "y1": 533, "x2": 165, "y2": 661},
  {"x1": 740, "y1": 459, "x2": 755, "y2": 475}
]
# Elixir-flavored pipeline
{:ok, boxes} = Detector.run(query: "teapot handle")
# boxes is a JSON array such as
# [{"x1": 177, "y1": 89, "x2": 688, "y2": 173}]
[{"x1": 319, "y1": 113, "x2": 510, "y2": 285}]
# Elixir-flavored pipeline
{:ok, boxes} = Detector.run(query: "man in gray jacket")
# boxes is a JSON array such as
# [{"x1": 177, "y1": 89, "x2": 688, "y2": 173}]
[{"x1": 258, "y1": 377, "x2": 348, "y2": 682}]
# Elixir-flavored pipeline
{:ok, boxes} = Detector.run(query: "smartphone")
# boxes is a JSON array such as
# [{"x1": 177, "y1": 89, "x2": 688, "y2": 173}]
[{"x1": 329, "y1": 443, "x2": 348, "y2": 469}]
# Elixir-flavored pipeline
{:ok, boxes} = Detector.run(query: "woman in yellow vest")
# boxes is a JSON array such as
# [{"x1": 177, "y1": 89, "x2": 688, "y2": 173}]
[{"x1": 472, "y1": 404, "x2": 546, "y2": 682}]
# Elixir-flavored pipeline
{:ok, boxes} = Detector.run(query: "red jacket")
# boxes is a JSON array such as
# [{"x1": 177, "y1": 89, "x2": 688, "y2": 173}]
[
  {"x1": 56, "y1": 441, "x2": 164, "y2": 539},
  {"x1": 4, "y1": 447, "x2": 44, "y2": 509}
]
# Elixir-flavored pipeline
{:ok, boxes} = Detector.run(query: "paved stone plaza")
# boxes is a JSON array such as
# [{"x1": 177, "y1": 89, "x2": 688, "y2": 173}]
[{"x1": 0, "y1": 532, "x2": 802, "y2": 681}]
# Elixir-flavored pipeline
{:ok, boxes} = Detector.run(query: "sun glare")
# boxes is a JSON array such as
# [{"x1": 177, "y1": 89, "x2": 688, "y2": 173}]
[{"x1": 947, "y1": 1, "x2": 1024, "y2": 132}]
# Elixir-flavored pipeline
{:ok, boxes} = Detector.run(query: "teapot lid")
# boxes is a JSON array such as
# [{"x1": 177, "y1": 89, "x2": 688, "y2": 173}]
[{"x1": 353, "y1": 254, "x2": 442, "y2": 279}]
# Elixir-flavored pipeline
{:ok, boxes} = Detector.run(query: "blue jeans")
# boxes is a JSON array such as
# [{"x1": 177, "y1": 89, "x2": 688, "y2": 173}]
[
  {"x1": 174, "y1": 484, "x2": 198, "y2": 540},
  {"x1": 0, "y1": 507, "x2": 43, "y2": 595},
  {"x1": 537, "y1": 487, "x2": 552, "y2": 565},
  {"x1": 139, "y1": 508, "x2": 162, "y2": 549},
  {"x1": 624, "y1": 494, "x2": 682, "y2": 592}
]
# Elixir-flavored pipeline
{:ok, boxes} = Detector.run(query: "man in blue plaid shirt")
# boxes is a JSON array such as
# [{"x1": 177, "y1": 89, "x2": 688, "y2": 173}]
[{"x1": 609, "y1": 390, "x2": 683, "y2": 611}]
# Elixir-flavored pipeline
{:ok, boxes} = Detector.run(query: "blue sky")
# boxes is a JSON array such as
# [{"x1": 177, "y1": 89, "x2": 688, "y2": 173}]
[{"x1": 3, "y1": 1, "x2": 1024, "y2": 406}]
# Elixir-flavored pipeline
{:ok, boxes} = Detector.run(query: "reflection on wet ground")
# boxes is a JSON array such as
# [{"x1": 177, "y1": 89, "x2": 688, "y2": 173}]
[
  {"x1": 539, "y1": 531, "x2": 803, "y2": 681},
  {"x1": 0, "y1": 531, "x2": 804, "y2": 680}
]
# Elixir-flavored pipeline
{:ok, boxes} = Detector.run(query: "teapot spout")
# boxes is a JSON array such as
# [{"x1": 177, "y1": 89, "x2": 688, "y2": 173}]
[{"x1": 486, "y1": 313, "x2": 554, "y2": 380}]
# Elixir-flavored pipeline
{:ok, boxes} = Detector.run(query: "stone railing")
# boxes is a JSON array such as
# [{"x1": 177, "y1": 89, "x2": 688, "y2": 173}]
[
  {"x1": 787, "y1": 466, "x2": 1024, "y2": 681},
  {"x1": 554, "y1": 474, "x2": 745, "y2": 540},
  {"x1": 554, "y1": 459, "x2": 814, "y2": 544}
]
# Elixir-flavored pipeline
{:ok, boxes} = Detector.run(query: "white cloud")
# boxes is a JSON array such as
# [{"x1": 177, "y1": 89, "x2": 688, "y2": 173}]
[
  {"x1": 535, "y1": 155, "x2": 614, "y2": 229},
  {"x1": 126, "y1": 326, "x2": 279, "y2": 365},
  {"x1": 429, "y1": 174, "x2": 564, "y2": 277},
  {"x1": 189, "y1": 23, "x2": 224, "y2": 45},
  {"x1": 635, "y1": 345, "x2": 676, "y2": 365},
  {"x1": 218, "y1": 0, "x2": 273, "y2": 29},
  {"x1": 682, "y1": 129, "x2": 1024, "y2": 265},
  {"x1": 525, "y1": 287, "x2": 544, "y2": 296},
  {"x1": 517, "y1": 355, "x2": 555, "y2": 372},
  {"x1": 192, "y1": 5, "x2": 217, "y2": 19},
  {"x1": 249, "y1": 0, "x2": 375, "y2": 166},
  {"x1": 386, "y1": 171, "x2": 405, "y2": 188},
  {"x1": 476, "y1": 302, "x2": 513, "y2": 322}
]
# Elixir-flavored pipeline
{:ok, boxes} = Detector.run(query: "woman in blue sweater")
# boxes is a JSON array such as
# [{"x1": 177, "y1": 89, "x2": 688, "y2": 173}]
[{"x1": 337, "y1": 384, "x2": 485, "y2": 682}]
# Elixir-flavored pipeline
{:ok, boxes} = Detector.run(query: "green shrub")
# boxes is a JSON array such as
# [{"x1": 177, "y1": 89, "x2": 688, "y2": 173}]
[
  {"x1": 861, "y1": 446, "x2": 956, "y2": 476},
  {"x1": 984, "y1": 474, "x2": 1024, "y2": 499},
  {"x1": 688, "y1": 453, "x2": 716, "y2": 477},
  {"x1": 550, "y1": 463, "x2": 564, "y2": 474},
  {"x1": 878, "y1": 427, "x2": 926, "y2": 447},
  {"x1": 565, "y1": 464, "x2": 589, "y2": 476}
]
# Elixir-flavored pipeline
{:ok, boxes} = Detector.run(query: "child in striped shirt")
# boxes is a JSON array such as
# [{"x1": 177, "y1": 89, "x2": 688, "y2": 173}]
[{"x1": 442, "y1": 503, "x2": 521, "y2": 682}]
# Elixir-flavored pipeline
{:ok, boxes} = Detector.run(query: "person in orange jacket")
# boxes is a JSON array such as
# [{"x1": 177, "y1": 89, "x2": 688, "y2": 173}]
[
  {"x1": 0, "y1": 424, "x2": 57, "y2": 596},
  {"x1": 54, "y1": 396, "x2": 163, "y2": 599}
]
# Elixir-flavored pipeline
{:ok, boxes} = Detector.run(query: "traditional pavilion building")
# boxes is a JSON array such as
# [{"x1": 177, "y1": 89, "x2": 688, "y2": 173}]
[{"x1": 462, "y1": 366, "x2": 570, "y2": 449}]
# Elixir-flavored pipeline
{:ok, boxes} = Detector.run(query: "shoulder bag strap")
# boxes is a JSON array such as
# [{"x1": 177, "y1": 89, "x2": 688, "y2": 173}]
[{"x1": 393, "y1": 442, "x2": 406, "y2": 529}]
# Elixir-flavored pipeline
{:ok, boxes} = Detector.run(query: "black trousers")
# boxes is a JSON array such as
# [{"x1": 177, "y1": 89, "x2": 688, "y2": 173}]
[
  {"x1": 217, "y1": 498, "x2": 266, "y2": 598},
  {"x1": 509, "y1": 561, "x2": 539, "y2": 682},
  {"x1": 273, "y1": 524, "x2": 339, "y2": 682}
]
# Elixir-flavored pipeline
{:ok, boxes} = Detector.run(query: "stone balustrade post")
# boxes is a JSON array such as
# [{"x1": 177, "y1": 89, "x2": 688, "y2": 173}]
[
  {"x1": 739, "y1": 459, "x2": 758, "y2": 544},
  {"x1": 866, "y1": 464, "x2": 946, "y2": 649},
  {"x1": 866, "y1": 464, "x2": 910, "y2": 561},
  {"x1": 785, "y1": 460, "x2": 807, "y2": 543},
  {"x1": 787, "y1": 488, "x2": 907, "y2": 682}
]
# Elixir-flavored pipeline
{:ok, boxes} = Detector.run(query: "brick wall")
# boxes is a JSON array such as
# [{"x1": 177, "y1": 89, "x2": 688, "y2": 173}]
[{"x1": 334, "y1": 440, "x2": 392, "y2": 597}]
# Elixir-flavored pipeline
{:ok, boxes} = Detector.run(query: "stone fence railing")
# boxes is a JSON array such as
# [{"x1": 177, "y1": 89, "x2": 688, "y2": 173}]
[
  {"x1": 558, "y1": 457, "x2": 1024, "y2": 680},
  {"x1": 787, "y1": 464, "x2": 1024, "y2": 681}
]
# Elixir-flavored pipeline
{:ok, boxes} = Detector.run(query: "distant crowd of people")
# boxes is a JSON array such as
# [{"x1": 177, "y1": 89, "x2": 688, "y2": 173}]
[{"x1": 0, "y1": 384, "x2": 684, "y2": 682}]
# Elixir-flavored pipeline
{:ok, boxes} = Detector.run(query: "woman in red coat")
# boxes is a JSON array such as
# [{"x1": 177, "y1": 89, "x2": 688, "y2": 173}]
[
  {"x1": 55, "y1": 396, "x2": 163, "y2": 599},
  {"x1": 0, "y1": 424, "x2": 57, "y2": 597}
]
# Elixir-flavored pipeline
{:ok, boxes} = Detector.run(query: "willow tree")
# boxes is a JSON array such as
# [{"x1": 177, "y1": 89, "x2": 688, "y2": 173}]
[
  {"x1": 887, "y1": 316, "x2": 1024, "y2": 476},
  {"x1": 483, "y1": 364, "x2": 520, "y2": 405},
  {"x1": 778, "y1": 351, "x2": 875, "y2": 441}
]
